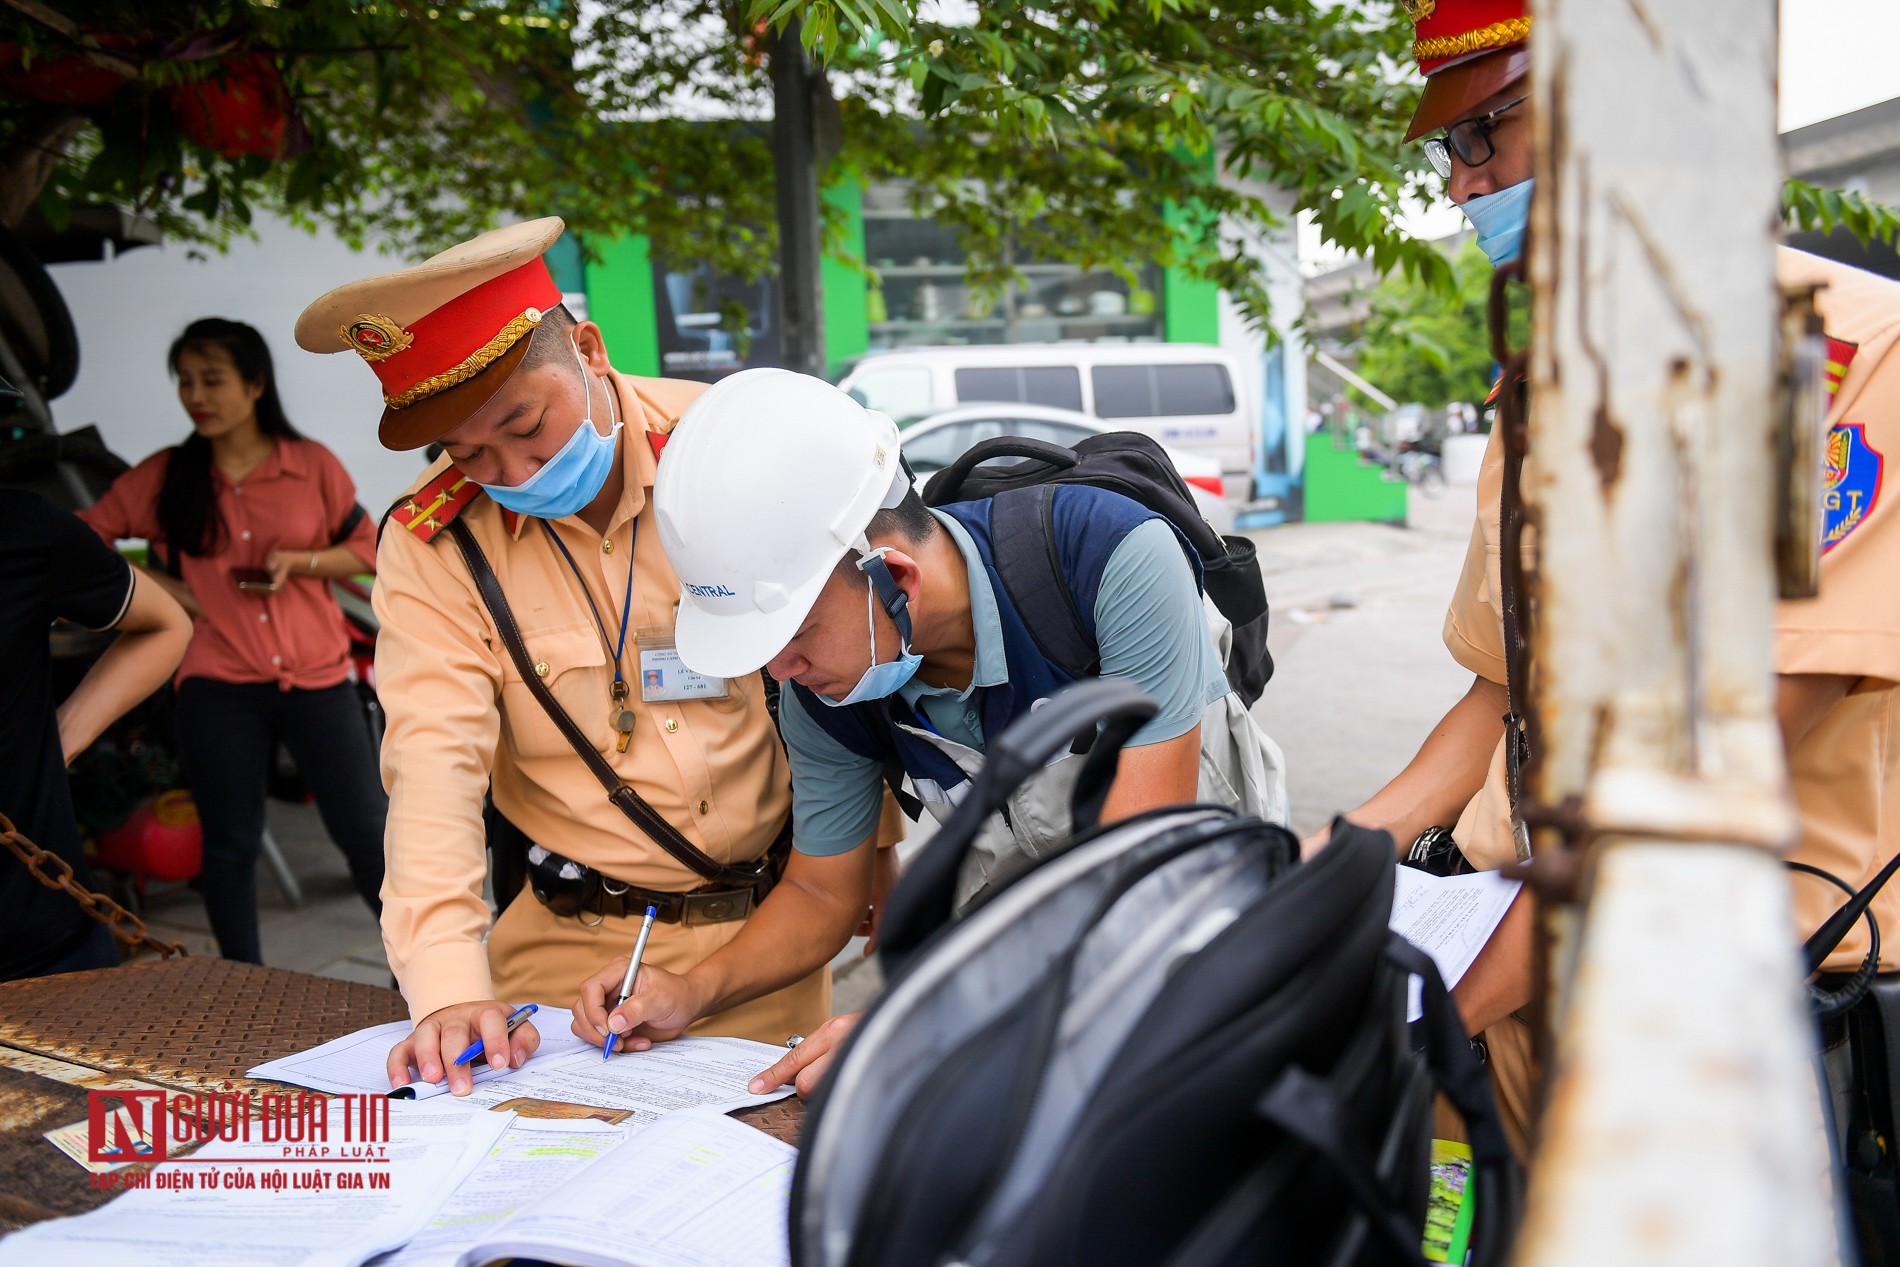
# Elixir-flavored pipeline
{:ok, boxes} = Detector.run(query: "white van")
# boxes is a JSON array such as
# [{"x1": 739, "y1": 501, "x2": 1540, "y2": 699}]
[{"x1": 838, "y1": 343, "x2": 1256, "y2": 500}]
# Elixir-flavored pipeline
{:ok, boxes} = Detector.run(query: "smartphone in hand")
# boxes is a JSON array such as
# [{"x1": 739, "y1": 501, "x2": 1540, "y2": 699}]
[{"x1": 232, "y1": 567, "x2": 278, "y2": 594}]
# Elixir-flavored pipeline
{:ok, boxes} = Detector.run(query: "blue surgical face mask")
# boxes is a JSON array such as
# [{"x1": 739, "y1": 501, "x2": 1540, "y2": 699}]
[
  {"x1": 821, "y1": 549, "x2": 923, "y2": 707},
  {"x1": 475, "y1": 340, "x2": 621, "y2": 519},
  {"x1": 1460, "y1": 177, "x2": 1534, "y2": 266}
]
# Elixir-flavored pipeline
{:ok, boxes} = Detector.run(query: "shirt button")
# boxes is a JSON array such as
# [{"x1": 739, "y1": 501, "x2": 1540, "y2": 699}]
[
  {"x1": 697, "y1": 800, "x2": 709, "y2": 815},
  {"x1": 241, "y1": 530, "x2": 252, "y2": 541},
  {"x1": 602, "y1": 539, "x2": 614, "y2": 555},
  {"x1": 271, "y1": 655, "x2": 282, "y2": 665},
  {"x1": 259, "y1": 613, "x2": 269, "y2": 623},
  {"x1": 664, "y1": 718, "x2": 678, "y2": 733},
  {"x1": 534, "y1": 660, "x2": 550, "y2": 678}
]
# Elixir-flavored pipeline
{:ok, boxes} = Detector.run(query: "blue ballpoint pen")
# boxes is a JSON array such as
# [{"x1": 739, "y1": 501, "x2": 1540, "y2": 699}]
[
  {"x1": 453, "y1": 1002, "x2": 539, "y2": 1066},
  {"x1": 603, "y1": 905, "x2": 659, "y2": 1061}
]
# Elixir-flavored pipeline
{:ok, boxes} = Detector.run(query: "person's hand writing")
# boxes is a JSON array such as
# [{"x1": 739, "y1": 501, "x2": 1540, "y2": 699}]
[
  {"x1": 748, "y1": 1011, "x2": 861, "y2": 1098},
  {"x1": 571, "y1": 958, "x2": 709, "y2": 1050},
  {"x1": 386, "y1": 1000, "x2": 540, "y2": 1097}
]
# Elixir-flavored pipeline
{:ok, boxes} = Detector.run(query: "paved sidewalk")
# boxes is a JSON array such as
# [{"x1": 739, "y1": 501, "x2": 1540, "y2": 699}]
[{"x1": 130, "y1": 480, "x2": 1482, "y2": 1013}]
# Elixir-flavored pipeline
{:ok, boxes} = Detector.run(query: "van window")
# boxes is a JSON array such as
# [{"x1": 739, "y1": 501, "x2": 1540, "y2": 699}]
[
  {"x1": 1090, "y1": 363, "x2": 1236, "y2": 418},
  {"x1": 953, "y1": 366, "x2": 1084, "y2": 411},
  {"x1": 851, "y1": 367, "x2": 935, "y2": 420}
]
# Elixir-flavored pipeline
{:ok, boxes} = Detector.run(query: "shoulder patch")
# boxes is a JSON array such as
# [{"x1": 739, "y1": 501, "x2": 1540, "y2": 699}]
[
  {"x1": 386, "y1": 469, "x2": 485, "y2": 544},
  {"x1": 1824, "y1": 335, "x2": 1860, "y2": 406},
  {"x1": 1823, "y1": 422, "x2": 1883, "y2": 553}
]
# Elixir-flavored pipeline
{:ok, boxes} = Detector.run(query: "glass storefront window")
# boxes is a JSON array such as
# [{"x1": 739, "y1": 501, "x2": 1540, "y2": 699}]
[{"x1": 863, "y1": 183, "x2": 1164, "y2": 350}]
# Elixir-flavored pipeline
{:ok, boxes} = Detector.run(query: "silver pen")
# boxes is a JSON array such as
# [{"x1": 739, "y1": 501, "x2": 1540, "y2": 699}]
[{"x1": 602, "y1": 904, "x2": 658, "y2": 1060}]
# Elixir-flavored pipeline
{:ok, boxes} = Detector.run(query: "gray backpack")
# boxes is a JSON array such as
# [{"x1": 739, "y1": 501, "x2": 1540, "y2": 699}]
[{"x1": 790, "y1": 679, "x2": 1519, "y2": 1267}]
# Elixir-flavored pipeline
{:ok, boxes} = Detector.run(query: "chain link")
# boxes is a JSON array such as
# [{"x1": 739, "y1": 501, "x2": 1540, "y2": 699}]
[{"x1": 0, "y1": 810, "x2": 187, "y2": 960}]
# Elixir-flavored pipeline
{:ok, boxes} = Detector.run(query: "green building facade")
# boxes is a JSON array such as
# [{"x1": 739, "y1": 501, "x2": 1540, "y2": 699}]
[{"x1": 576, "y1": 180, "x2": 1403, "y2": 523}]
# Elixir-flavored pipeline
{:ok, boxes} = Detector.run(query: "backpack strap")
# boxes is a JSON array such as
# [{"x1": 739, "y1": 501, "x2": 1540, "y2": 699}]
[{"x1": 988, "y1": 485, "x2": 1102, "y2": 681}]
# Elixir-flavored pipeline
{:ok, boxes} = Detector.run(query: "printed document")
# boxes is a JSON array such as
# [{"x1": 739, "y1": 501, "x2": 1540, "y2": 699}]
[
  {"x1": 247, "y1": 1006, "x2": 594, "y2": 1100},
  {"x1": 448, "y1": 1035, "x2": 793, "y2": 1128},
  {"x1": 449, "y1": 1108, "x2": 795, "y2": 1267},
  {"x1": 0, "y1": 1105, "x2": 512, "y2": 1267},
  {"x1": 368, "y1": 1117, "x2": 631, "y2": 1267},
  {"x1": 1390, "y1": 867, "x2": 1522, "y2": 1018}
]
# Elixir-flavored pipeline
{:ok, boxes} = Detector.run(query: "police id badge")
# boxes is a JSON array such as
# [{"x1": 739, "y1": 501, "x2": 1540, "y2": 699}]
[{"x1": 636, "y1": 629, "x2": 729, "y2": 702}]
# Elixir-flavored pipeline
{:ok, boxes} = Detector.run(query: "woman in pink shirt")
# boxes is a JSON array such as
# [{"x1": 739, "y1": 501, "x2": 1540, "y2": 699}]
[{"x1": 82, "y1": 318, "x2": 385, "y2": 963}]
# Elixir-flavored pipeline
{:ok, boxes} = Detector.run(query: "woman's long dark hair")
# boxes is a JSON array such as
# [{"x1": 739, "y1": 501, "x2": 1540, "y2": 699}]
[{"x1": 156, "y1": 318, "x2": 303, "y2": 558}]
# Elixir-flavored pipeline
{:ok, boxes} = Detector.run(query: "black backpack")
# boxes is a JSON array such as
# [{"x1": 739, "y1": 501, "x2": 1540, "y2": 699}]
[
  {"x1": 920, "y1": 432, "x2": 1274, "y2": 708},
  {"x1": 791, "y1": 679, "x2": 1520, "y2": 1267}
]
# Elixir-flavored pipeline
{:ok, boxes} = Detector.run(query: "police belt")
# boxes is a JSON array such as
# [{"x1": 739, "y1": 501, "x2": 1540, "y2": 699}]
[{"x1": 528, "y1": 833, "x2": 789, "y2": 926}]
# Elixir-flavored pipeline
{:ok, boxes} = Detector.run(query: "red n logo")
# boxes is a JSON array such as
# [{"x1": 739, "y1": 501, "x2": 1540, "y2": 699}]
[{"x1": 88, "y1": 1090, "x2": 168, "y2": 1163}]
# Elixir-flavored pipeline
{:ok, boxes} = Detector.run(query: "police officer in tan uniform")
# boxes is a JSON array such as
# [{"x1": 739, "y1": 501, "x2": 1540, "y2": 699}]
[
  {"x1": 1334, "y1": 2, "x2": 1900, "y2": 1155},
  {"x1": 296, "y1": 219, "x2": 899, "y2": 1094}
]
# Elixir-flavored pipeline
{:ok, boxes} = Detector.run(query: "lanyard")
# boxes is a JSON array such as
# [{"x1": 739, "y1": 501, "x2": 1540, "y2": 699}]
[{"x1": 541, "y1": 519, "x2": 636, "y2": 695}]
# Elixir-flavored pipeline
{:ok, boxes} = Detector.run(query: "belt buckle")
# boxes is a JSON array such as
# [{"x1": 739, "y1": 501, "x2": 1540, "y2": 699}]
[{"x1": 680, "y1": 888, "x2": 753, "y2": 925}]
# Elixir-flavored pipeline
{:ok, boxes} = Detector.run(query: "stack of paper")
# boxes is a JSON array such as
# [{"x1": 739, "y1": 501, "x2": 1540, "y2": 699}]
[{"x1": 376, "y1": 1110, "x2": 796, "y2": 1267}]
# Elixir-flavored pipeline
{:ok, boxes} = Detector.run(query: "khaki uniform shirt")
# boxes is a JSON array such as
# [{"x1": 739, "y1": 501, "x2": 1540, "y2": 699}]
[
  {"x1": 372, "y1": 370, "x2": 794, "y2": 1018},
  {"x1": 1444, "y1": 248, "x2": 1900, "y2": 972}
]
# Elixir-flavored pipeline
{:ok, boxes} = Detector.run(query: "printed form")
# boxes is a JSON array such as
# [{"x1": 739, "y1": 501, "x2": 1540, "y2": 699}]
[
  {"x1": 448, "y1": 1035, "x2": 794, "y2": 1127},
  {"x1": 368, "y1": 1118, "x2": 631, "y2": 1267},
  {"x1": 1389, "y1": 866, "x2": 1522, "y2": 1018},
  {"x1": 453, "y1": 1109, "x2": 795, "y2": 1267},
  {"x1": 246, "y1": 1006, "x2": 595, "y2": 1099}
]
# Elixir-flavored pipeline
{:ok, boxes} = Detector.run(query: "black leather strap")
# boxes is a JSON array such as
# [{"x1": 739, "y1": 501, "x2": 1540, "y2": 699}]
[{"x1": 445, "y1": 519, "x2": 767, "y2": 886}]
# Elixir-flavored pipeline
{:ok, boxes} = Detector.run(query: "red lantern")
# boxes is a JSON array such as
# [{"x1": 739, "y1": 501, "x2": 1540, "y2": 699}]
[
  {"x1": 165, "y1": 53, "x2": 305, "y2": 160},
  {"x1": 94, "y1": 790, "x2": 204, "y2": 883},
  {"x1": 0, "y1": 40, "x2": 133, "y2": 106}
]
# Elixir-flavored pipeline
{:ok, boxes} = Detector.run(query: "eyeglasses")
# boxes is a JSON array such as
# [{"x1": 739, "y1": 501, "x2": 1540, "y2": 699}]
[{"x1": 1422, "y1": 96, "x2": 1528, "y2": 180}]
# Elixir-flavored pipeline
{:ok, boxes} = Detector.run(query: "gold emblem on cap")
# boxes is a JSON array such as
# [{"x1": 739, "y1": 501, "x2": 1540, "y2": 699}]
[
  {"x1": 1399, "y1": 0, "x2": 1434, "y2": 21},
  {"x1": 341, "y1": 314, "x2": 414, "y2": 363}
]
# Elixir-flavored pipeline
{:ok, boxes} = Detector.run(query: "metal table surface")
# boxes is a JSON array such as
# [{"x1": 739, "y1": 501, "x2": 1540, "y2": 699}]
[{"x1": 0, "y1": 957, "x2": 803, "y2": 1230}]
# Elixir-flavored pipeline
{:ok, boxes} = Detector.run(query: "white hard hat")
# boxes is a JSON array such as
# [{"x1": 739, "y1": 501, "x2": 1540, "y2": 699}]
[{"x1": 655, "y1": 368, "x2": 909, "y2": 678}]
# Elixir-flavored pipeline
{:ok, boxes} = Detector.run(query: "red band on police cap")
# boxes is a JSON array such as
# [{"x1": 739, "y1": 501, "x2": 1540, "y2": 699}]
[
  {"x1": 1411, "y1": 0, "x2": 1529, "y2": 77},
  {"x1": 370, "y1": 258, "x2": 562, "y2": 405}
]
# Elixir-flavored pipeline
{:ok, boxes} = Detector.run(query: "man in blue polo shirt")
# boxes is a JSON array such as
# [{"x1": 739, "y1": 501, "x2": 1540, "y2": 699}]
[{"x1": 568, "y1": 368, "x2": 1284, "y2": 1089}]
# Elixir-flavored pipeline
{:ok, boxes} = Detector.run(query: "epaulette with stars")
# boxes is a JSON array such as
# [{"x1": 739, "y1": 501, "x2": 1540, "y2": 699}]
[{"x1": 381, "y1": 467, "x2": 518, "y2": 543}]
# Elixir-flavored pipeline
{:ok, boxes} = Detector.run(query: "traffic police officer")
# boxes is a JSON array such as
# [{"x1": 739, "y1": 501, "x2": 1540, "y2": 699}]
[
  {"x1": 296, "y1": 219, "x2": 897, "y2": 1094},
  {"x1": 1336, "y1": 0, "x2": 1900, "y2": 1157}
]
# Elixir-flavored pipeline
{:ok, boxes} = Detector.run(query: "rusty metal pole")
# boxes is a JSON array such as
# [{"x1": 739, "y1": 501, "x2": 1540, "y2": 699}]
[{"x1": 1512, "y1": 0, "x2": 1842, "y2": 1262}]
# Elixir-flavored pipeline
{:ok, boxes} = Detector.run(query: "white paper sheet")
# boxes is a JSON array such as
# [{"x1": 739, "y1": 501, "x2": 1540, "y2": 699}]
[
  {"x1": 454, "y1": 1109, "x2": 795, "y2": 1267},
  {"x1": 0, "y1": 1105, "x2": 512, "y2": 1267},
  {"x1": 245, "y1": 1006, "x2": 594, "y2": 1100},
  {"x1": 445, "y1": 1035, "x2": 793, "y2": 1128},
  {"x1": 1389, "y1": 866, "x2": 1522, "y2": 1019},
  {"x1": 367, "y1": 1118, "x2": 631, "y2": 1267}
]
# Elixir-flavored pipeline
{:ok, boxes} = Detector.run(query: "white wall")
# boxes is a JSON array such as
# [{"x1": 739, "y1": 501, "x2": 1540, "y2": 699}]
[{"x1": 47, "y1": 214, "x2": 432, "y2": 514}]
